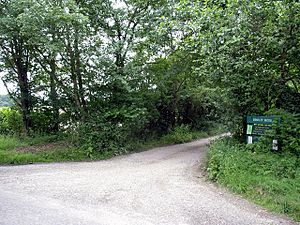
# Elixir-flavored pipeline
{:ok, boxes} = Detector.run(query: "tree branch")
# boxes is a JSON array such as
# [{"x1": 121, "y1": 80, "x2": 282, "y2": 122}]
[{"x1": 1, "y1": 78, "x2": 21, "y2": 108}]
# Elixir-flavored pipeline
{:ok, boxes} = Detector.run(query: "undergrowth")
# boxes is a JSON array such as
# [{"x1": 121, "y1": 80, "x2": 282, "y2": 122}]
[
  {"x1": 0, "y1": 134, "x2": 113, "y2": 165},
  {"x1": 0, "y1": 124, "x2": 224, "y2": 165},
  {"x1": 206, "y1": 138, "x2": 300, "y2": 221}
]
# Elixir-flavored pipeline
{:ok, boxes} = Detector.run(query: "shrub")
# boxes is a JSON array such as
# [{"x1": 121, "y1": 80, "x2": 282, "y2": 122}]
[
  {"x1": 77, "y1": 120, "x2": 128, "y2": 153},
  {"x1": 75, "y1": 106, "x2": 148, "y2": 154},
  {"x1": 160, "y1": 125, "x2": 194, "y2": 144},
  {"x1": 262, "y1": 109, "x2": 300, "y2": 156},
  {"x1": 275, "y1": 112, "x2": 299, "y2": 156},
  {"x1": 30, "y1": 110, "x2": 56, "y2": 134},
  {"x1": 0, "y1": 108, "x2": 23, "y2": 135}
]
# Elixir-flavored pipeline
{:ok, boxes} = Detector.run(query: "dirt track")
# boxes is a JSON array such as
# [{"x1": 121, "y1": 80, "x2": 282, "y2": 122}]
[{"x1": 0, "y1": 137, "x2": 297, "y2": 225}]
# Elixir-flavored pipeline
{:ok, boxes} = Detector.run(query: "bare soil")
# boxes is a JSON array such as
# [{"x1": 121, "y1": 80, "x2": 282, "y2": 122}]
[{"x1": 15, "y1": 142, "x2": 70, "y2": 153}]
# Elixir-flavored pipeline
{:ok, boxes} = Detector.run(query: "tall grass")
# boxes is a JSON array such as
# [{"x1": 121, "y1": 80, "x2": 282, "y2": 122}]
[
  {"x1": 0, "y1": 136, "x2": 26, "y2": 150},
  {"x1": 206, "y1": 138, "x2": 300, "y2": 221},
  {"x1": 0, "y1": 135, "x2": 114, "y2": 165}
]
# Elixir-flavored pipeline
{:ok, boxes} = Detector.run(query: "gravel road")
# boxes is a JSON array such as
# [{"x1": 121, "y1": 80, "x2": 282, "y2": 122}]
[{"x1": 0, "y1": 137, "x2": 297, "y2": 225}]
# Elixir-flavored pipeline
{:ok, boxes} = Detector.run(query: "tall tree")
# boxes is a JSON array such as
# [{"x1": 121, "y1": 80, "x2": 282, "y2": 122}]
[
  {"x1": 178, "y1": 0, "x2": 300, "y2": 133},
  {"x1": 0, "y1": 0, "x2": 34, "y2": 133},
  {"x1": 20, "y1": 0, "x2": 90, "y2": 123}
]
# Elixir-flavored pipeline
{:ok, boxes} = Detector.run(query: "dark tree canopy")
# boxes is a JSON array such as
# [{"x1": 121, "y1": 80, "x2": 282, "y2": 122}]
[{"x1": 0, "y1": 0, "x2": 298, "y2": 147}]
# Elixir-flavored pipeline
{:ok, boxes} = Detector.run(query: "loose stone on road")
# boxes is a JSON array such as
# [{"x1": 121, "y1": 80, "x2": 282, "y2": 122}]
[{"x1": 0, "y1": 137, "x2": 297, "y2": 225}]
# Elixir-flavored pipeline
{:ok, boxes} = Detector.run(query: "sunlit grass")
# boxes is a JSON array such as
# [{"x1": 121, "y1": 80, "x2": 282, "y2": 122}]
[
  {"x1": 207, "y1": 138, "x2": 300, "y2": 221},
  {"x1": 0, "y1": 135, "x2": 26, "y2": 150}
]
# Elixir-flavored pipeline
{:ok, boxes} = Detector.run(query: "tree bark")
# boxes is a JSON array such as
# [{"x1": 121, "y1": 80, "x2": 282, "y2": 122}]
[
  {"x1": 74, "y1": 32, "x2": 88, "y2": 117},
  {"x1": 49, "y1": 58, "x2": 60, "y2": 132},
  {"x1": 12, "y1": 37, "x2": 31, "y2": 134}
]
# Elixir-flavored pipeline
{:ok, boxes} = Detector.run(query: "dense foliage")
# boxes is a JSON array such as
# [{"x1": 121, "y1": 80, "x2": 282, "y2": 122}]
[
  {"x1": 0, "y1": 0, "x2": 299, "y2": 153},
  {"x1": 178, "y1": 0, "x2": 300, "y2": 134},
  {"x1": 0, "y1": 0, "x2": 224, "y2": 149},
  {"x1": 0, "y1": 108, "x2": 23, "y2": 135},
  {"x1": 0, "y1": 1, "x2": 298, "y2": 221}
]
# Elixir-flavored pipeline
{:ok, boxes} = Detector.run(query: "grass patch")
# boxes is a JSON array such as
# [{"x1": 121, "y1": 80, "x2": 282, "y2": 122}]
[
  {"x1": 0, "y1": 134, "x2": 62, "y2": 151},
  {"x1": 206, "y1": 138, "x2": 300, "y2": 221},
  {"x1": 0, "y1": 136, "x2": 27, "y2": 150},
  {"x1": 0, "y1": 135, "x2": 114, "y2": 165},
  {"x1": 0, "y1": 124, "x2": 225, "y2": 165},
  {"x1": 0, "y1": 147, "x2": 114, "y2": 165}
]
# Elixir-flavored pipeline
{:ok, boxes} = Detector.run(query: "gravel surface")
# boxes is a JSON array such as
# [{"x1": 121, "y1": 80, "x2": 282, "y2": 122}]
[{"x1": 0, "y1": 136, "x2": 297, "y2": 225}]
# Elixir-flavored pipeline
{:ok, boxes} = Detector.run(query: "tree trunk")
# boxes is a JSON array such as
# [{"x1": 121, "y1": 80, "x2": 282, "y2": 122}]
[
  {"x1": 18, "y1": 68, "x2": 31, "y2": 134},
  {"x1": 74, "y1": 32, "x2": 88, "y2": 118},
  {"x1": 67, "y1": 32, "x2": 82, "y2": 119},
  {"x1": 12, "y1": 37, "x2": 31, "y2": 134},
  {"x1": 49, "y1": 58, "x2": 60, "y2": 132}
]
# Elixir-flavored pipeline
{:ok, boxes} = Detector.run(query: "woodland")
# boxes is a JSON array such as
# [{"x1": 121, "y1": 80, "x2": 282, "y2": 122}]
[
  {"x1": 0, "y1": 0, "x2": 299, "y2": 152},
  {"x1": 0, "y1": 1, "x2": 299, "y2": 219}
]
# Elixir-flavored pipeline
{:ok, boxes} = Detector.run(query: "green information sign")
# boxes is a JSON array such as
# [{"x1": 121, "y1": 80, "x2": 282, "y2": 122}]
[{"x1": 245, "y1": 115, "x2": 279, "y2": 149}]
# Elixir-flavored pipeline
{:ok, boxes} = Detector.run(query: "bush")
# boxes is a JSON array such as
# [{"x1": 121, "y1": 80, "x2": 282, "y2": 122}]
[
  {"x1": 75, "y1": 106, "x2": 148, "y2": 154},
  {"x1": 77, "y1": 120, "x2": 128, "y2": 154},
  {"x1": 160, "y1": 125, "x2": 194, "y2": 144},
  {"x1": 0, "y1": 108, "x2": 23, "y2": 135},
  {"x1": 274, "y1": 111, "x2": 300, "y2": 156},
  {"x1": 30, "y1": 110, "x2": 57, "y2": 134},
  {"x1": 0, "y1": 107, "x2": 59, "y2": 136},
  {"x1": 261, "y1": 109, "x2": 300, "y2": 156}
]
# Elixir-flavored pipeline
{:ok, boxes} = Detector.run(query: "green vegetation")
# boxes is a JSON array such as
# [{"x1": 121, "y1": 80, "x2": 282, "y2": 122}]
[
  {"x1": 207, "y1": 137, "x2": 300, "y2": 221},
  {"x1": 0, "y1": 124, "x2": 223, "y2": 165},
  {"x1": 0, "y1": 135, "x2": 113, "y2": 165},
  {"x1": 207, "y1": 110, "x2": 299, "y2": 221},
  {"x1": 0, "y1": 107, "x2": 23, "y2": 135},
  {"x1": 0, "y1": 135, "x2": 25, "y2": 150},
  {"x1": 0, "y1": 1, "x2": 299, "y2": 220},
  {"x1": 0, "y1": 144, "x2": 114, "y2": 165},
  {"x1": 0, "y1": 1, "x2": 298, "y2": 152},
  {"x1": 0, "y1": 0, "x2": 228, "y2": 154}
]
